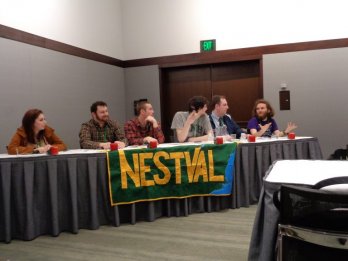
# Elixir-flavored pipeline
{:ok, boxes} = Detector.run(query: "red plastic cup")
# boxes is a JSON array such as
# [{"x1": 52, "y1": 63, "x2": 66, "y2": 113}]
[
  {"x1": 248, "y1": 135, "x2": 256, "y2": 142},
  {"x1": 288, "y1": 132, "x2": 296, "y2": 139},
  {"x1": 50, "y1": 146, "x2": 59, "y2": 155},
  {"x1": 149, "y1": 140, "x2": 158, "y2": 149},
  {"x1": 110, "y1": 143, "x2": 118, "y2": 151},
  {"x1": 216, "y1": 136, "x2": 224, "y2": 145}
]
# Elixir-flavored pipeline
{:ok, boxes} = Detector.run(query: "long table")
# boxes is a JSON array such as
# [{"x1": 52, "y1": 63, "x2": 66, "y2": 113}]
[
  {"x1": 232, "y1": 137, "x2": 322, "y2": 208},
  {"x1": 0, "y1": 137, "x2": 322, "y2": 243}
]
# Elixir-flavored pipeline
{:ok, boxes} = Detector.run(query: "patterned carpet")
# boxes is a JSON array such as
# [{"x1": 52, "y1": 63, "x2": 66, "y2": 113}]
[{"x1": 0, "y1": 205, "x2": 257, "y2": 261}]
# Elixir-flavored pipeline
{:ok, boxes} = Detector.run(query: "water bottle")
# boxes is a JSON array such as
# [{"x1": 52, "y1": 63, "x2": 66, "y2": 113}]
[{"x1": 208, "y1": 131, "x2": 214, "y2": 143}]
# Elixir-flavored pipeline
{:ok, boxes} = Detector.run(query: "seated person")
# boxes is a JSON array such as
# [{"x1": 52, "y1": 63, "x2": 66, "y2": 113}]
[
  {"x1": 247, "y1": 99, "x2": 297, "y2": 137},
  {"x1": 124, "y1": 101, "x2": 165, "y2": 145},
  {"x1": 7, "y1": 109, "x2": 67, "y2": 154},
  {"x1": 209, "y1": 95, "x2": 243, "y2": 139},
  {"x1": 79, "y1": 101, "x2": 126, "y2": 149},
  {"x1": 171, "y1": 96, "x2": 212, "y2": 143}
]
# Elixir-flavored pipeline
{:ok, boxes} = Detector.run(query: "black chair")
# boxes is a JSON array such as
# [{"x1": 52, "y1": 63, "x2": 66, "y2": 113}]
[
  {"x1": 274, "y1": 182, "x2": 348, "y2": 261},
  {"x1": 329, "y1": 147, "x2": 348, "y2": 160}
]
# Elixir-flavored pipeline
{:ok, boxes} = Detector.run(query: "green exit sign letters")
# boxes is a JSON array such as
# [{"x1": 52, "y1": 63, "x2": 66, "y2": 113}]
[{"x1": 200, "y1": 39, "x2": 216, "y2": 52}]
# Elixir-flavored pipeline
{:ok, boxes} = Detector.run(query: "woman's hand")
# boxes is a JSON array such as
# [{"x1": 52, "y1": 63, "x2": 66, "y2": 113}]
[{"x1": 35, "y1": 144, "x2": 51, "y2": 154}]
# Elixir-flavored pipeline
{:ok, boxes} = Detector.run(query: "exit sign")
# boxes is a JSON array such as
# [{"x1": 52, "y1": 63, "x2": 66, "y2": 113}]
[{"x1": 200, "y1": 39, "x2": 216, "y2": 52}]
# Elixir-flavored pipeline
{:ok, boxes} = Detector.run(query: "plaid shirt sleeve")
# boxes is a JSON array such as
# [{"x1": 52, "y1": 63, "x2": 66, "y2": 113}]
[
  {"x1": 111, "y1": 121, "x2": 127, "y2": 144},
  {"x1": 79, "y1": 123, "x2": 101, "y2": 149},
  {"x1": 124, "y1": 120, "x2": 144, "y2": 145}
]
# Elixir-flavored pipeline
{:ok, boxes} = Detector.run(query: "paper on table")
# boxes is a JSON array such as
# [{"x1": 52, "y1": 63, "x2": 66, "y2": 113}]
[
  {"x1": 123, "y1": 145, "x2": 147, "y2": 150},
  {"x1": 0, "y1": 153, "x2": 48, "y2": 159},
  {"x1": 123, "y1": 142, "x2": 206, "y2": 150},
  {"x1": 0, "y1": 149, "x2": 108, "y2": 158},
  {"x1": 265, "y1": 160, "x2": 348, "y2": 185},
  {"x1": 158, "y1": 142, "x2": 198, "y2": 148},
  {"x1": 237, "y1": 136, "x2": 313, "y2": 143},
  {"x1": 58, "y1": 149, "x2": 106, "y2": 154}
]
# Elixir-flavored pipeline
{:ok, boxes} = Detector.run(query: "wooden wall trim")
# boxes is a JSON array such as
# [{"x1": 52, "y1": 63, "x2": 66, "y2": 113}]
[
  {"x1": 0, "y1": 24, "x2": 124, "y2": 67},
  {"x1": 124, "y1": 38, "x2": 348, "y2": 68},
  {"x1": 2, "y1": 24, "x2": 348, "y2": 69}
]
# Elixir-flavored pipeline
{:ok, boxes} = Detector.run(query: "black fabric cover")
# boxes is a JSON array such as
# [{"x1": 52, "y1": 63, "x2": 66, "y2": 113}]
[{"x1": 279, "y1": 184, "x2": 348, "y2": 260}]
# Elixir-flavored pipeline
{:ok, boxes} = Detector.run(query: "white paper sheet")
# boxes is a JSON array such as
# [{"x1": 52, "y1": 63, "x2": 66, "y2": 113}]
[
  {"x1": 0, "y1": 149, "x2": 106, "y2": 158},
  {"x1": 0, "y1": 153, "x2": 48, "y2": 159},
  {"x1": 238, "y1": 136, "x2": 313, "y2": 143},
  {"x1": 58, "y1": 149, "x2": 106, "y2": 155},
  {"x1": 265, "y1": 160, "x2": 348, "y2": 185}
]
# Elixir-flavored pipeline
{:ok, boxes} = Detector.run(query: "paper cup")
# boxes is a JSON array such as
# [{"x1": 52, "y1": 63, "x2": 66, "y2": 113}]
[
  {"x1": 148, "y1": 140, "x2": 158, "y2": 149},
  {"x1": 215, "y1": 136, "x2": 224, "y2": 145},
  {"x1": 110, "y1": 143, "x2": 118, "y2": 151},
  {"x1": 288, "y1": 132, "x2": 296, "y2": 139},
  {"x1": 248, "y1": 135, "x2": 256, "y2": 142},
  {"x1": 50, "y1": 146, "x2": 59, "y2": 155}
]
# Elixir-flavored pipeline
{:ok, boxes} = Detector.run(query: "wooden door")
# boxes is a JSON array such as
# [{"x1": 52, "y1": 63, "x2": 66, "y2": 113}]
[
  {"x1": 161, "y1": 65, "x2": 211, "y2": 141},
  {"x1": 160, "y1": 60, "x2": 262, "y2": 140},
  {"x1": 211, "y1": 60, "x2": 262, "y2": 128}
]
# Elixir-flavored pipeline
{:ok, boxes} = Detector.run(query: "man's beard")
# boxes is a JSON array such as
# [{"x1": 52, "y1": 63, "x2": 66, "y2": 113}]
[
  {"x1": 96, "y1": 114, "x2": 109, "y2": 122},
  {"x1": 257, "y1": 112, "x2": 268, "y2": 120}
]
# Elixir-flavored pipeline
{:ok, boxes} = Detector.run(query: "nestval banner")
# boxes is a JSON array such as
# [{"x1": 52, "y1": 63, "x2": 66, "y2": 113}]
[{"x1": 107, "y1": 143, "x2": 236, "y2": 206}]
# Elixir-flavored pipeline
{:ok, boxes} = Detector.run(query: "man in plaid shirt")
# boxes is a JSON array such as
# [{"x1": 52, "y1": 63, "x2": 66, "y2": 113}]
[
  {"x1": 79, "y1": 101, "x2": 126, "y2": 149},
  {"x1": 124, "y1": 101, "x2": 165, "y2": 145}
]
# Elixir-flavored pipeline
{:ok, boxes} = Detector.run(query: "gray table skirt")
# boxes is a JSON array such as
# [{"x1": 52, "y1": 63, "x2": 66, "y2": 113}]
[
  {"x1": 233, "y1": 137, "x2": 323, "y2": 209},
  {"x1": 0, "y1": 153, "x2": 233, "y2": 243},
  {"x1": 1, "y1": 138, "x2": 322, "y2": 243},
  {"x1": 247, "y1": 138, "x2": 324, "y2": 261}
]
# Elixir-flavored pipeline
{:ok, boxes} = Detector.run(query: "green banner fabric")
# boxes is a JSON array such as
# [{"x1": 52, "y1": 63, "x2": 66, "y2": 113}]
[{"x1": 107, "y1": 143, "x2": 236, "y2": 206}]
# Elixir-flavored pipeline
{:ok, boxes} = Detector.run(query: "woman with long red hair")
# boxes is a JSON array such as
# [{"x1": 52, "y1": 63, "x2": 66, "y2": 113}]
[{"x1": 7, "y1": 109, "x2": 67, "y2": 154}]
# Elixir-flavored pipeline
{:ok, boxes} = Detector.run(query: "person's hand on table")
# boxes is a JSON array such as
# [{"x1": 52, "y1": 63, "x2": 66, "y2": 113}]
[
  {"x1": 143, "y1": 136, "x2": 157, "y2": 144},
  {"x1": 34, "y1": 144, "x2": 51, "y2": 154},
  {"x1": 99, "y1": 142, "x2": 111, "y2": 150},
  {"x1": 115, "y1": 141, "x2": 126, "y2": 149}
]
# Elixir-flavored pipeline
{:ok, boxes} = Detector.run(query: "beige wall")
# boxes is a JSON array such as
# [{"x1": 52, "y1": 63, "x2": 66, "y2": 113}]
[
  {"x1": 263, "y1": 47, "x2": 348, "y2": 158},
  {"x1": 0, "y1": 37, "x2": 125, "y2": 152},
  {"x1": 0, "y1": 0, "x2": 124, "y2": 59},
  {"x1": 124, "y1": 66, "x2": 161, "y2": 121},
  {"x1": 1, "y1": 0, "x2": 346, "y2": 60},
  {"x1": 121, "y1": 0, "x2": 346, "y2": 59}
]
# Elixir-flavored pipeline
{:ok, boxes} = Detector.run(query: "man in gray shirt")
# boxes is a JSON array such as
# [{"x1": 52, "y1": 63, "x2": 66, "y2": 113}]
[{"x1": 171, "y1": 96, "x2": 212, "y2": 143}]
